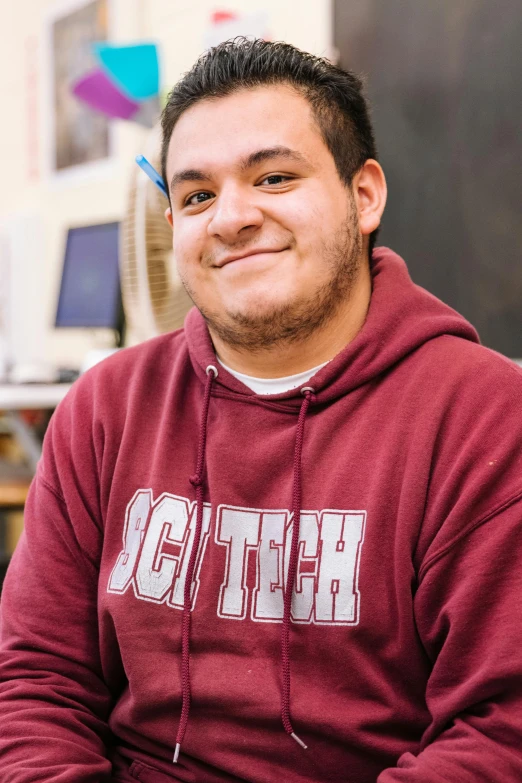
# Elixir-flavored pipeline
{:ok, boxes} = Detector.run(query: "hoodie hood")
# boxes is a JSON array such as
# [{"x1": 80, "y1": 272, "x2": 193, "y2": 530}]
[{"x1": 185, "y1": 246, "x2": 479, "y2": 405}]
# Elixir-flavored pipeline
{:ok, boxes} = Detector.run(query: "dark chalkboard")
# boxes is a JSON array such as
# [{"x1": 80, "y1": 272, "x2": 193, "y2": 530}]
[{"x1": 334, "y1": 0, "x2": 522, "y2": 357}]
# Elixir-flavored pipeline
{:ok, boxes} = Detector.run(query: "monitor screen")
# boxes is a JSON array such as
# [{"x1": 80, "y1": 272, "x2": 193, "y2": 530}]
[{"x1": 55, "y1": 222, "x2": 123, "y2": 330}]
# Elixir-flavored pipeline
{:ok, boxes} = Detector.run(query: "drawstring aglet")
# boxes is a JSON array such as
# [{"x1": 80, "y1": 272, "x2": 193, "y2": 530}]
[
  {"x1": 291, "y1": 732, "x2": 308, "y2": 750},
  {"x1": 173, "y1": 743, "x2": 181, "y2": 763}
]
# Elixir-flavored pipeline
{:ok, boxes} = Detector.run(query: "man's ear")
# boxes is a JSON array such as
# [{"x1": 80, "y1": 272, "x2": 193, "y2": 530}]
[
  {"x1": 354, "y1": 159, "x2": 387, "y2": 238},
  {"x1": 165, "y1": 207, "x2": 173, "y2": 227}
]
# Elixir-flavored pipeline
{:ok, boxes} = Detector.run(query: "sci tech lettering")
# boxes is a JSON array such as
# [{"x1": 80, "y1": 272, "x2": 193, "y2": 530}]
[{"x1": 108, "y1": 491, "x2": 366, "y2": 626}]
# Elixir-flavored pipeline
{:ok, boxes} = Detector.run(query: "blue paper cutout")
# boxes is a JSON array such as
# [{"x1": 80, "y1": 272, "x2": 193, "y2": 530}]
[{"x1": 95, "y1": 43, "x2": 159, "y2": 101}]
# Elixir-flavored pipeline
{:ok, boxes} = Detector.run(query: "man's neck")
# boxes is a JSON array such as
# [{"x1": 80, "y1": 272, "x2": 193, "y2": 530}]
[{"x1": 210, "y1": 263, "x2": 372, "y2": 379}]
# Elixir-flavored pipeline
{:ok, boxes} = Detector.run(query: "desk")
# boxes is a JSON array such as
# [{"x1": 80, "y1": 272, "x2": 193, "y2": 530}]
[
  {"x1": 0, "y1": 383, "x2": 73, "y2": 411},
  {"x1": 0, "y1": 383, "x2": 73, "y2": 470}
]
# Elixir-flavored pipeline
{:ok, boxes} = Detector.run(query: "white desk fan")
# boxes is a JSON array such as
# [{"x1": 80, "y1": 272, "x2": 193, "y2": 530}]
[{"x1": 120, "y1": 126, "x2": 193, "y2": 343}]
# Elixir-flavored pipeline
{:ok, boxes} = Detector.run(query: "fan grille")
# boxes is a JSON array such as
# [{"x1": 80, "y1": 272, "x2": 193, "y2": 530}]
[{"x1": 121, "y1": 147, "x2": 193, "y2": 341}]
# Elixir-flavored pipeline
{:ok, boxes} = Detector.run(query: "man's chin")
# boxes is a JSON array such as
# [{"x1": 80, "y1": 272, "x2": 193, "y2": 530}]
[
  {"x1": 200, "y1": 297, "x2": 327, "y2": 352},
  {"x1": 212, "y1": 292, "x2": 298, "y2": 327}
]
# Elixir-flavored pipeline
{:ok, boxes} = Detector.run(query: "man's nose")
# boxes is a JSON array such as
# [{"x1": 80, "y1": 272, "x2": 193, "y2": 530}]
[{"x1": 207, "y1": 186, "x2": 264, "y2": 242}]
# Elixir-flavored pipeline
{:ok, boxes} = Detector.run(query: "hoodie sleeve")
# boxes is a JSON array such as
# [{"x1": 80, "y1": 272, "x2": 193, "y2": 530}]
[
  {"x1": 0, "y1": 381, "x2": 115, "y2": 782},
  {"x1": 377, "y1": 496, "x2": 522, "y2": 782}
]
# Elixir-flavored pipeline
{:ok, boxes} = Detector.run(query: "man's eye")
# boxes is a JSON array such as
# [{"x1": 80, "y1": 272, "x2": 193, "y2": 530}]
[
  {"x1": 259, "y1": 175, "x2": 291, "y2": 186},
  {"x1": 185, "y1": 192, "x2": 213, "y2": 207}
]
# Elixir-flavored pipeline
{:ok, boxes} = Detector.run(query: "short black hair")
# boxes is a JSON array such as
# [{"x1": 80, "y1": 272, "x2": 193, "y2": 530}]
[{"x1": 161, "y1": 37, "x2": 380, "y2": 257}]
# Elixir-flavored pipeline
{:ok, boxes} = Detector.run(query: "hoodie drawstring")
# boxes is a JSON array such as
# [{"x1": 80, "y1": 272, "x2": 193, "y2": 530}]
[
  {"x1": 174, "y1": 364, "x2": 217, "y2": 764},
  {"x1": 281, "y1": 387, "x2": 314, "y2": 750},
  {"x1": 174, "y1": 371, "x2": 314, "y2": 762}
]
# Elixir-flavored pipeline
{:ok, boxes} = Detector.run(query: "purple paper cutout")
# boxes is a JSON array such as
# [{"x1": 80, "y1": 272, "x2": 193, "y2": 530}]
[{"x1": 72, "y1": 68, "x2": 139, "y2": 120}]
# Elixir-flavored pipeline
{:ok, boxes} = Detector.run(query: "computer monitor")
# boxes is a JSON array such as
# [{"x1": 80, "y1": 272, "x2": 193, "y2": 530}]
[{"x1": 55, "y1": 222, "x2": 125, "y2": 346}]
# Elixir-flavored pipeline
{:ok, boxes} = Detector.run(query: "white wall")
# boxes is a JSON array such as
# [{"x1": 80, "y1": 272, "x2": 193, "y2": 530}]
[{"x1": 0, "y1": 0, "x2": 332, "y2": 369}]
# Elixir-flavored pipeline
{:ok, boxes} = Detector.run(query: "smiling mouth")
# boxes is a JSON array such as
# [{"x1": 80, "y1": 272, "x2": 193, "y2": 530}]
[{"x1": 216, "y1": 248, "x2": 288, "y2": 268}]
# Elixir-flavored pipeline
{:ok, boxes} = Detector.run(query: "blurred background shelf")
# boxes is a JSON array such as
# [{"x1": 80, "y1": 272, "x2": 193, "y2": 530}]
[
  {"x1": 0, "y1": 410, "x2": 48, "y2": 590},
  {"x1": 0, "y1": 478, "x2": 31, "y2": 589}
]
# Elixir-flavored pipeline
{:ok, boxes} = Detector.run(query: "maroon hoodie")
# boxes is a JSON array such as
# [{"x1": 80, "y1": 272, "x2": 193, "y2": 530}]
[{"x1": 1, "y1": 247, "x2": 522, "y2": 783}]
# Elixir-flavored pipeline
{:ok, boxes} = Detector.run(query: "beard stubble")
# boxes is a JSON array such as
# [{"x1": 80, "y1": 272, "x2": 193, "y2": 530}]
[{"x1": 181, "y1": 207, "x2": 363, "y2": 354}]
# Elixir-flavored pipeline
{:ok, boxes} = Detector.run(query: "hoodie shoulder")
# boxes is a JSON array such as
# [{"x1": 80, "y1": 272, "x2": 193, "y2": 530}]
[
  {"x1": 415, "y1": 332, "x2": 522, "y2": 393},
  {"x1": 91, "y1": 327, "x2": 188, "y2": 382},
  {"x1": 400, "y1": 332, "x2": 522, "y2": 440},
  {"x1": 50, "y1": 327, "x2": 191, "y2": 438},
  {"x1": 41, "y1": 327, "x2": 191, "y2": 497},
  {"x1": 70, "y1": 327, "x2": 188, "y2": 400}
]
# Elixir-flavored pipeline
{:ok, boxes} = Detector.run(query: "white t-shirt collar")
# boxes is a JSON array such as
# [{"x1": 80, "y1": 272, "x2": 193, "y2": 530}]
[{"x1": 216, "y1": 357, "x2": 328, "y2": 395}]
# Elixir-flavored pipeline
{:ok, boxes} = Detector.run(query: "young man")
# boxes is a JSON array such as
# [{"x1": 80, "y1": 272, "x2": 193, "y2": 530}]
[{"x1": 1, "y1": 39, "x2": 522, "y2": 783}]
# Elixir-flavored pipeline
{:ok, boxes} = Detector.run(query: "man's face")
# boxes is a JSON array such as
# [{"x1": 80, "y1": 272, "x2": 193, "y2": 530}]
[{"x1": 165, "y1": 84, "x2": 364, "y2": 350}]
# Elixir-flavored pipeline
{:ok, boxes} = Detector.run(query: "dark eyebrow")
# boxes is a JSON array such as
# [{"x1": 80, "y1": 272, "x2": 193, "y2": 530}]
[
  {"x1": 169, "y1": 146, "x2": 312, "y2": 193},
  {"x1": 239, "y1": 146, "x2": 312, "y2": 171},
  {"x1": 170, "y1": 168, "x2": 212, "y2": 192}
]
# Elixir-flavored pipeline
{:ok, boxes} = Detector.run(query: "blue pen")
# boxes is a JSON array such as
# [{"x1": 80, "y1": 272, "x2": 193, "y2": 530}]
[{"x1": 135, "y1": 154, "x2": 169, "y2": 199}]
